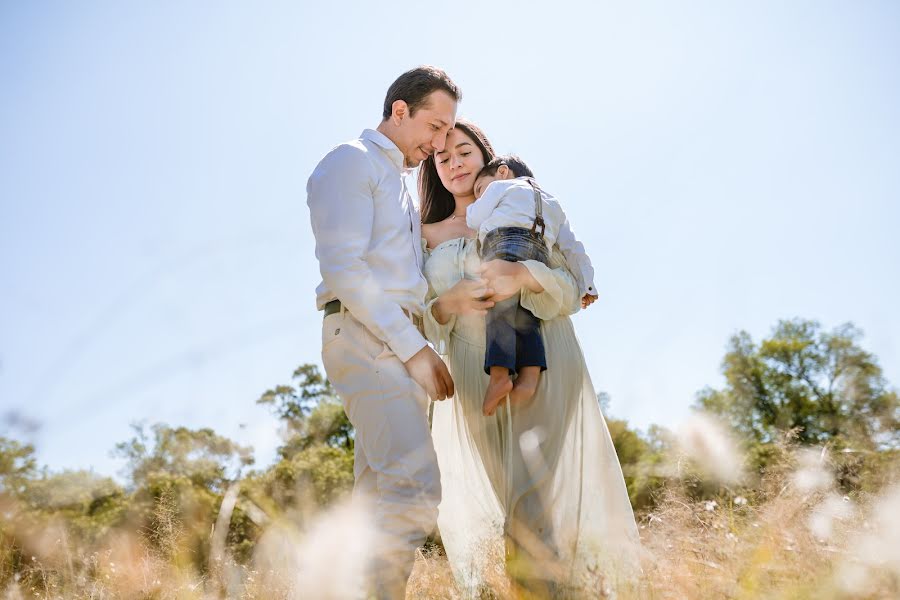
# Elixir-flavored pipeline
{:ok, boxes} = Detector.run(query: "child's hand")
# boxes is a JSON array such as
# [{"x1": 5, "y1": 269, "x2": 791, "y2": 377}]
[{"x1": 581, "y1": 293, "x2": 598, "y2": 309}]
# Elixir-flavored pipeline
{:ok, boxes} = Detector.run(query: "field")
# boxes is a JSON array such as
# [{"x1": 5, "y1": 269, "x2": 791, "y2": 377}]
[{"x1": 2, "y1": 442, "x2": 897, "y2": 599}]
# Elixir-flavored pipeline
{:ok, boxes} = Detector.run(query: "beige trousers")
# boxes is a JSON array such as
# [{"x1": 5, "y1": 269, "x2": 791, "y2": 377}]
[{"x1": 321, "y1": 308, "x2": 440, "y2": 599}]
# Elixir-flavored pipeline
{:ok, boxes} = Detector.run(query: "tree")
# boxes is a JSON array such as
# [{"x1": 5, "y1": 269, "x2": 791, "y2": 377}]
[
  {"x1": 254, "y1": 364, "x2": 355, "y2": 507},
  {"x1": 696, "y1": 319, "x2": 899, "y2": 451},
  {"x1": 257, "y1": 364, "x2": 335, "y2": 426},
  {"x1": 114, "y1": 424, "x2": 254, "y2": 493},
  {"x1": 0, "y1": 437, "x2": 36, "y2": 494},
  {"x1": 257, "y1": 363, "x2": 353, "y2": 458},
  {"x1": 108, "y1": 424, "x2": 254, "y2": 571},
  {"x1": 20, "y1": 470, "x2": 126, "y2": 538},
  {"x1": 606, "y1": 418, "x2": 666, "y2": 509}
]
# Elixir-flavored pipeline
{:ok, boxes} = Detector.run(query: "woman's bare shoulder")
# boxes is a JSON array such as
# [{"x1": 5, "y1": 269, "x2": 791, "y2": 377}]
[
  {"x1": 422, "y1": 222, "x2": 442, "y2": 249},
  {"x1": 423, "y1": 220, "x2": 454, "y2": 249},
  {"x1": 423, "y1": 220, "x2": 476, "y2": 250}
]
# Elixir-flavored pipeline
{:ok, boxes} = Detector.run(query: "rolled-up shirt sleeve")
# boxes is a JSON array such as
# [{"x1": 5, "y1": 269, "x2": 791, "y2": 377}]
[
  {"x1": 423, "y1": 297, "x2": 456, "y2": 356},
  {"x1": 465, "y1": 182, "x2": 505, "y2": 230},
  {"x1": 307, "y1": 145, "x2": 427, "y2": 362},
  {"x1": 556, "y1": 216, "x2": 596, "y2": 297}
]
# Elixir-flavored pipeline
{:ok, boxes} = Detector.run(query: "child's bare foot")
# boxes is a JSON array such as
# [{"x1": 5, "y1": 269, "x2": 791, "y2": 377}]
[
  {"x1": 509, "y1": 366, "x2": 541, "y2": 405},
  {"x1": 484, "y1": 368, "x2": 513, "y2": 416}
]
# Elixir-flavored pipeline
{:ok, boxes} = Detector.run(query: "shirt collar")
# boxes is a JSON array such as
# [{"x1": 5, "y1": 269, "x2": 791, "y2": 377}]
[{"x1": 361, "y1": 128, "x2": 412, "y2": 173}]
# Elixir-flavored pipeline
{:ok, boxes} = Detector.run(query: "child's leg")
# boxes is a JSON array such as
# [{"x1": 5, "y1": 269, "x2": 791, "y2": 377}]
[
  {"x1": 510, "y1": 366, "x2": 541, "y2": 405},
  {"x1": 483, "y1": 295, "x2": 518, "y2": 416},
  {"x1": 510, "y1": 304, "x2": 547, "y2": 405},
  {"x1": 485, "y1": 366, "x2": 514, "y2": 417}
]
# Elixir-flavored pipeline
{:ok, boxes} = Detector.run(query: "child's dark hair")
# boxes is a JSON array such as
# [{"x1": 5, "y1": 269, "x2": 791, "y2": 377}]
[{"x1": 477, "y1": 154, "x2": 534, "y2": 180}]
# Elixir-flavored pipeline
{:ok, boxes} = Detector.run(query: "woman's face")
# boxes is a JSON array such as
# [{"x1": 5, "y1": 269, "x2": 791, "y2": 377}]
[{"x1": 434, "y1": 128, "x2": 485, "y2": 198}]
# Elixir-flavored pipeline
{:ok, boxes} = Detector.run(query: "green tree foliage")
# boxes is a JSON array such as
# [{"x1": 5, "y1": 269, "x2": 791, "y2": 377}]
[
  {"x1": 257, "y1": 364, "x2": 353, "y2": 458},
  {"x1": 0, "y1": 438, "x2": 39, "y2": 585},
  {"x1": 257, "y1": 364, "x2": 336, "y2": 427},
  {"x1": 21, "y1": 470, "x2": 126, "y2": 535},
  {"x1": 264, "y1": 444, "x2": 354, "y2": 508},
  {"x1": 109, "y1": 424, "x2": 256, "y2": 570},
  {"x1": 114, "y1": 423, "x2": 254, "y2": 493},
  {"x1": 606, "y1": 418, "x2": 666, "y2": 509},
  {"x1": 254, "y1": 363, "x2": 354, "y2": 507},
  {"x1": 0, "y1": 449, "x2": 129, "y2": 588},
  {"x1": 0, "y1": 437, "x2": 36, "y2": 493},
  {"x1": 695, "y1": 320, "x2": 900, "y2": 493},
  {"x1": 696, "y1": 319, "x2": 899, "y2": 450}
]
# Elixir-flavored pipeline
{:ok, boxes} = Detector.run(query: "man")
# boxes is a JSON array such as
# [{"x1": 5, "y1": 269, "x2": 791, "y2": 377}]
[{"x1": 306, "y1": 66, "x2": 459, "y2": 598}]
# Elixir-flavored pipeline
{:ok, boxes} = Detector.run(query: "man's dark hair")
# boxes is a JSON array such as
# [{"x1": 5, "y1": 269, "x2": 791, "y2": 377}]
[
  {"x1": 477, "y1": 154, "x2": 534, "y2": 180},
  {"x1": 382, "y1": 66, "x2": 461, "y2": 119}
]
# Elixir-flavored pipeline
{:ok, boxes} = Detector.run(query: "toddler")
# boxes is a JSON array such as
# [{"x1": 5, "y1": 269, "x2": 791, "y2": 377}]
[{"x1": 469, "y1": 155, "x2": 597, "y2": 416}]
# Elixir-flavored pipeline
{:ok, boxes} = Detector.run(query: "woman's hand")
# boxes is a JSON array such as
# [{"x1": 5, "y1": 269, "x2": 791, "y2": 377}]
[
  {"x1": 432, "y1": 278, "x2": 495, "y2": 324},
  {"x1": 479, "y1": 259, "x2": 544, "y2": 302}
]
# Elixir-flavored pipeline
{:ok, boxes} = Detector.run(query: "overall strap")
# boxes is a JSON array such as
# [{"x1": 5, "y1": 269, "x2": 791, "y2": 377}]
[{"x1": 526, "y1": 178, "x2": 546, "y2": 237}]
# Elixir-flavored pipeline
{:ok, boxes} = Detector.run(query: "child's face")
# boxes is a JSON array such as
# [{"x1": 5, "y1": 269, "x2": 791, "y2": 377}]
[
  {"x1": 473, "y1": 164, "x2": 513, "y2": 199},
  {"x1": 473, "y1": 173, "x2": 499, "y2": 199}
]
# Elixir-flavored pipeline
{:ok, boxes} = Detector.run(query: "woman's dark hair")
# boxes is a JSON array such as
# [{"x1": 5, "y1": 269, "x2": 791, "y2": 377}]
[
  {"x1": 382, "y1": 66, "x2": 461, "y2": 120},
  {"x1": 419, "y1": 119, "x2": 495, "y2": 224},
  {"x1": 477, "y1": 154, "x2": 534, "y2": 179}
]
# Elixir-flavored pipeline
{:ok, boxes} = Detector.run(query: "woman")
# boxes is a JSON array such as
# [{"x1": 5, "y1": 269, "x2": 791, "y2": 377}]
[{"x1": 418, "y1": 120, "x2": 641, "y2": 595}]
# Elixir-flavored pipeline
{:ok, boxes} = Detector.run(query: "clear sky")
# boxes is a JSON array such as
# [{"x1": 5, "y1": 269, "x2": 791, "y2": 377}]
[{"x1": 2, "y1": 1, "x2": 898, "y2": 479}]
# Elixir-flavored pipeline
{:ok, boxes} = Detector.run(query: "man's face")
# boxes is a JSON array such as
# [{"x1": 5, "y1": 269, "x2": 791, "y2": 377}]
[{"x1": 395, "y1": 90, "x2": 457, "y2": 167}]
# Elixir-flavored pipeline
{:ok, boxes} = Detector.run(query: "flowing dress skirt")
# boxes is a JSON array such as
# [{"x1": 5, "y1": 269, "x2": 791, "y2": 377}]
[{"x1": 423, "y1": 237, "x2": 641, "y2": 595}]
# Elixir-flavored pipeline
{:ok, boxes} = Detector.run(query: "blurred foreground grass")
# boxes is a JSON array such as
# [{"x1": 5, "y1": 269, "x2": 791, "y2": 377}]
[
  {"x1": 2, "y1": 319, "x2": 898, "y2": 598},
  {"x1": 2, "y1": 442, "x2": 898, "y2": 599}
]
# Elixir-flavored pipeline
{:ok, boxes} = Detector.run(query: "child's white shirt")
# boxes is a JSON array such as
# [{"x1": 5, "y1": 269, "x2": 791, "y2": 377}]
[{"x1": 466, "y1": 178, "x2": 597, "y2": 297}]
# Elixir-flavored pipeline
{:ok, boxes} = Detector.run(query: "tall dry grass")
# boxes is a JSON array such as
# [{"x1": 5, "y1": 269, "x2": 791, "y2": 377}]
[
  {"x1": 404, "y1": 437, "x2": 900, "y2": 599},
  {"x1": 2, "y1": 441, "x2": 898, "y2": 599}
]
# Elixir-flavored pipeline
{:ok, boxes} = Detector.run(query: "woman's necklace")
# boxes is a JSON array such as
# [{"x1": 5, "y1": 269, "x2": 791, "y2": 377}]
[{"x1": 449, "y1": 198, "x2": 472, "y2": 221}]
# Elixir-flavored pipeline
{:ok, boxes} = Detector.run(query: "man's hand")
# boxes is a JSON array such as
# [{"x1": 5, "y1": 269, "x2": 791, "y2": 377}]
[
  {"x1": 581, "y1": 293, "x2": 598, "y2": 309},
  {"x1": 404, "y1": 345, "x2": 454, "y2": 401}
]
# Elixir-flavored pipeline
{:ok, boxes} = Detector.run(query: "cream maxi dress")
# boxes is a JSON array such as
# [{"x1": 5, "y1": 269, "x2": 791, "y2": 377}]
[{"x1": 422, "y1": 237, "x2": 641, "y2": 594}]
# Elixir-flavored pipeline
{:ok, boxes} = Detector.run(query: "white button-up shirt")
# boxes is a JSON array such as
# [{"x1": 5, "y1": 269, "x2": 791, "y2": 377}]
[
  {"x1": 307, "y1": 129, "x2": 428, "y2": 363},
  {"x1": 467, "y1": 178, "x2": 597, "y2": 297}
]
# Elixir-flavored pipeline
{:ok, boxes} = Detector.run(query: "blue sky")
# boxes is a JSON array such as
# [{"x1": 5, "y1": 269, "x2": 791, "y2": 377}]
[{"x1": 2, "y1": 1, "x2": 899, "y2": 478}]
